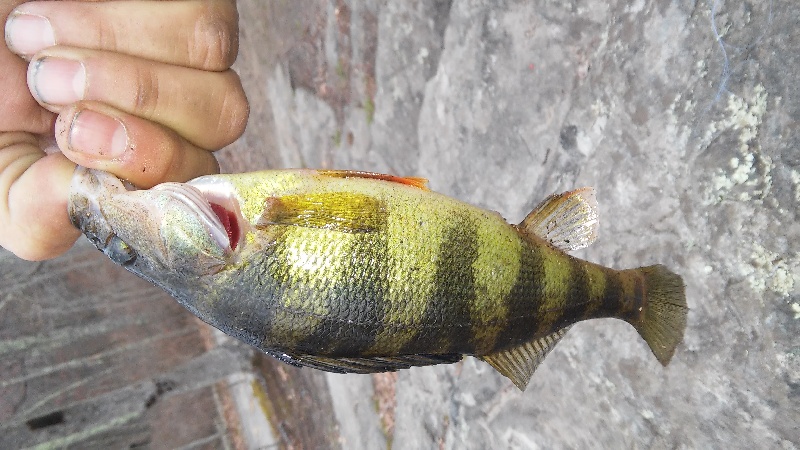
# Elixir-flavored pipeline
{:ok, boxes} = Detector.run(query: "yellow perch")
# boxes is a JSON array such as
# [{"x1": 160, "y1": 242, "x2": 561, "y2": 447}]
[{"x1": 68, "y1": 168, "x2": 687, "y2": 390}]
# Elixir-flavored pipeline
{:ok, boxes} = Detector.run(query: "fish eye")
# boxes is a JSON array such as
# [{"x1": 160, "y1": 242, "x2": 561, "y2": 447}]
[{"x1": 105, "y1": 235, "x2": 137, "y2": 265}]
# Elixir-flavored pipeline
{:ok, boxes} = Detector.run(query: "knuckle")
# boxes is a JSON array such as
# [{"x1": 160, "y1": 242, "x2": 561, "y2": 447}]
[
  {"x1": 189, "y1": 3, "x2": 239, "y2": 70},
  {"x1": 214, "y1": 72, "x2": 249, "y2": 147},
  {"x1": 152, "y1": 131, "x2": 183, "y2": 184},
  {"x1": 132, "y1": 140, "x2": 172, "y2": 187},
  {"x1": 206, "y1": 153, "x2": 220, "y2": 175},
  {"x1": 131, "y1": 66, "x2": 160, "y2": 118},
  {"x1": 94, "y1": 18, "x2": 120, "y2": 51}
]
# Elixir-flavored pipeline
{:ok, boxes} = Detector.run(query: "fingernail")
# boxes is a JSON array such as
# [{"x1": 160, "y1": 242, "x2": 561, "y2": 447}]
[
  {"x1": 5, "y1": 13, "x2": 55, "y2": 56},
  {"x1": 28, "y1": 57, "x2": 86, "y2": 105},
  {"x1": 69, "y1": 110, "x2": 128, "y2": 158}
]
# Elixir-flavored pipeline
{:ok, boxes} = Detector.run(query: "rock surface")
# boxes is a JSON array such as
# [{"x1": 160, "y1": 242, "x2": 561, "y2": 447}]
[
  {"x1": 2, "y1": 0, "x2": 797, "y2": 448},
  {"x1": 263, "y1": 0, "x2": 799, "y2": 448}
]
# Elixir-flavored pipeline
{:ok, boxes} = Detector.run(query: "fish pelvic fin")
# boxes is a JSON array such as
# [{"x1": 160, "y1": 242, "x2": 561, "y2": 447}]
[
  {"x1": 630, "y1": 265, "x2": 688, "y2": 366},
  {"x1": 519, "y1": 187, "x2": 598, "y2": 252},
  {"x1": 480, "y1": 326, "x2": 571, "y2": 391}
]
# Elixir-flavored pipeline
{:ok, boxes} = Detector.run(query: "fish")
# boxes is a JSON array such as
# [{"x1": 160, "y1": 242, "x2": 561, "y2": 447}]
[{"x1": 68, "y1": 167, "x2": 687, "y2": 390}]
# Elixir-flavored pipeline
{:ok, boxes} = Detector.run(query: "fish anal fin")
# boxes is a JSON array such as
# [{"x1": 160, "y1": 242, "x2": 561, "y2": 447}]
[
  {"x1": 519, "y1": 188, "x2": 598, "y2": 252},
  {"x1": 255, "y1": 192, "x2": 386, "y2": 233},
  {"x1": 480, "y1": 326, "x2": 571, "y2": 391},
  {"x1": 266, "y1": 351, "x2": 462, "y2": 374},
  {"x1": 317, "y1": 170, "x2": 429, "y2": 190}
]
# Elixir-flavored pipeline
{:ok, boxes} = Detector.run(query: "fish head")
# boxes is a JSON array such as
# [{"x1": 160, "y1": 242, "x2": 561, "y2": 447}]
[{"x1": 68, "y1": 167, "x2": 244, "y2": 277}]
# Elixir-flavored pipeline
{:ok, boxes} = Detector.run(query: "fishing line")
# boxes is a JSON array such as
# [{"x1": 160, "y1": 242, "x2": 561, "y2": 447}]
[
  {"x1": 705, "y1": 0, "x2": 774, "y2": 112},
  {"x1": 709, "y1": 0, "x2": 731, "y2": 106}
]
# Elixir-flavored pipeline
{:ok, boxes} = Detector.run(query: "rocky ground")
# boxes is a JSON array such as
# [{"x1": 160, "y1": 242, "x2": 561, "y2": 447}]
[
  {"x1": 2, "y1": 0, "x2": 797, "y2": 448},
  {"x1": 248, "y1": 1, "x2": 799, "y2": 447}
]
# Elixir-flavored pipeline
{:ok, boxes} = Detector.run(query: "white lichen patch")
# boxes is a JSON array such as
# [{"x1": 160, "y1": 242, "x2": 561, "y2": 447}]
[
  {"x1": 790, "y1": 169, "x2": 800, "y2": 203},
  {"x1": 696, "y1": 59, "x2": 708, "y2": 79},
  {"x1": 625, "y1": 0, "x2": 646, "y2": 15},
  {"x1": 722, "y1": 84, "x2": 768, "y2": 147},
  {"x1": 741, "y1": 243, "x2": 798, "y2": 299},
  {"x1": 791, "y1": 303, "x2": 800, "y2": 320},
  {"x1": 704, "y1": 84, "x2": 771, "y2": 205},
  {"x1": 664, "y1": 93, "x2": 692, "y2": 159},
  {"x1": 591, "y1": 98, "x2": 609, "y2": 117},
  {"x1": 416, "y1": 47, "x2": 429, "y2": 65},
  {"x1": 729, "y1": 154, "x2": 753, "y2": 184}
]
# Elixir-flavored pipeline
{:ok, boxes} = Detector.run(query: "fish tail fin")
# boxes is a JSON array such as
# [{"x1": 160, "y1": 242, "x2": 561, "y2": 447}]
[{"x1": 629, "y1": 265, "x2": 688, "y2": 365}]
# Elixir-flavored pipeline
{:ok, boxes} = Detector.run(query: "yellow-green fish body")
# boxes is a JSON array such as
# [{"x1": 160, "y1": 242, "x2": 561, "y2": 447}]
[{"x1": 69, "y1": 168, "x2": 687, "y2": 390}]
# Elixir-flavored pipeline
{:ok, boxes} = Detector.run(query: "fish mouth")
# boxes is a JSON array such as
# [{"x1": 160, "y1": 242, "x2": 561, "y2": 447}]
[
  {"x1": 69, "y1": 168, "x2": 245, "y2": 257},
  {"x1": 150, "y1": 182, "x2": 242, "y2": 252},
  {"x1": 155, "y1": 177, "x2": 245, "y2": 253}
]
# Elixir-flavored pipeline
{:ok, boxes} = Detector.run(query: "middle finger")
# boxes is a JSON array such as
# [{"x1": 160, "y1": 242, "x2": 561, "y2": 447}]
[{"x1": 27, "y1": 47, "x2": 249, "y2": 150}]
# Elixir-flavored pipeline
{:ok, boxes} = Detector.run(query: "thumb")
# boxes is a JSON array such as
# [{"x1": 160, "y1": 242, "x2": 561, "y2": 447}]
[{"x1": 0, "y1": 132, "x2": 79, "y2": 260}]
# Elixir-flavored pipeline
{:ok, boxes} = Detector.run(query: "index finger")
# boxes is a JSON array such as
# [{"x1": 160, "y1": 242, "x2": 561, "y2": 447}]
[{"x1": 6, "y1": 0, "x2": 239, "y2": 71}]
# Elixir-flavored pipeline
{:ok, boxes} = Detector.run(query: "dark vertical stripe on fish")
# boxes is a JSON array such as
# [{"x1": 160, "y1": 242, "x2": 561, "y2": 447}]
[
  {"x1": 492, "y1": 239, "x2": 546, "y2": 352},
  {"x1": 621, "y1": 272, "x2": 646, "y2": 323},
  {"x1": 596, "y1": 269, "x2": 624, "y2": 319},
  {"x1": 400, "y1": 212, "x2": 479, "y2": 354},
  {"x1": 579, "y1": 266, "x2": 606, "y2": 321},
  {"x1": 558, "y1": 257, "x2": 591, "y2": 329}
]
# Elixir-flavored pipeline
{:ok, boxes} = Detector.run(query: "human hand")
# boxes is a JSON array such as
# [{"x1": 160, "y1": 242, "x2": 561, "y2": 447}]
[{"x1": 0, "y1": 0, "x2": 249, "y2": 260}]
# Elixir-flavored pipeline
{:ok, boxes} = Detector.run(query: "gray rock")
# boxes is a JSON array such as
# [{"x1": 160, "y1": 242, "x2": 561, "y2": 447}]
[
  {"x1": 3, "y1": 0, "x2": 796, "y2": 448},
  {"x1": 266, "y1": 0, "x2": 799, "y2": 448}
]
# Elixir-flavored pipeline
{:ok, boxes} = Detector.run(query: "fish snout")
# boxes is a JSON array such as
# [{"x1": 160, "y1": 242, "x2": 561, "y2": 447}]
[
  {"x1": 68, "y1": 167, "x2": 239, "y2": 274},
  {"x1": 68, "y1": 167, "x2": 137, "y2": 259}
]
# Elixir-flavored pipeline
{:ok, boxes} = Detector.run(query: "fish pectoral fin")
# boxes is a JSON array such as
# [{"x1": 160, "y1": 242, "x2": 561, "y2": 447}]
[
  {"x1": 317, "y1": 170, "x2": 430, "y2": 190},
  {"x1": 519, "y1": 188, "x2": 598, "y2": 252},
  {"x1": 267, "y1": 351, "x2": 462, "y2": 374},
  {"x1": 256, "y1": 192, "x2": 387, "y2": 233},
  {"x1": 480, "y1": 326, "x2": 571, "y2": 391}
]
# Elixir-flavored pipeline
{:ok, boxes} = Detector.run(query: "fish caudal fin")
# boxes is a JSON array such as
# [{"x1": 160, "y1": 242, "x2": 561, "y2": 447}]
[
  {"x1": 479, "y1": 327, "x2": 571, "y2": 391},
  {"x1": 631, "y1": 265, "x2": 688, "y2": 365}
]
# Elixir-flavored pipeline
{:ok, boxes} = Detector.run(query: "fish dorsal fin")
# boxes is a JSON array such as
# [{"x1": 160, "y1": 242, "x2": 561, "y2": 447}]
[
  {"x1": 317, "y1": 170, "x2": 429, "y2": 190},
  {"x1": 256, "y1": 192, "x2": 387, "y2": 233},
  {"x1": 480, "y1": 326, "x2": 571, "y2": 391},
  {"x1": 519, "y1": 188, "x2": 598, "y2": 252},
  {"x1": 266, "y1": 351, "x2": 462, "y2": 374}
]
